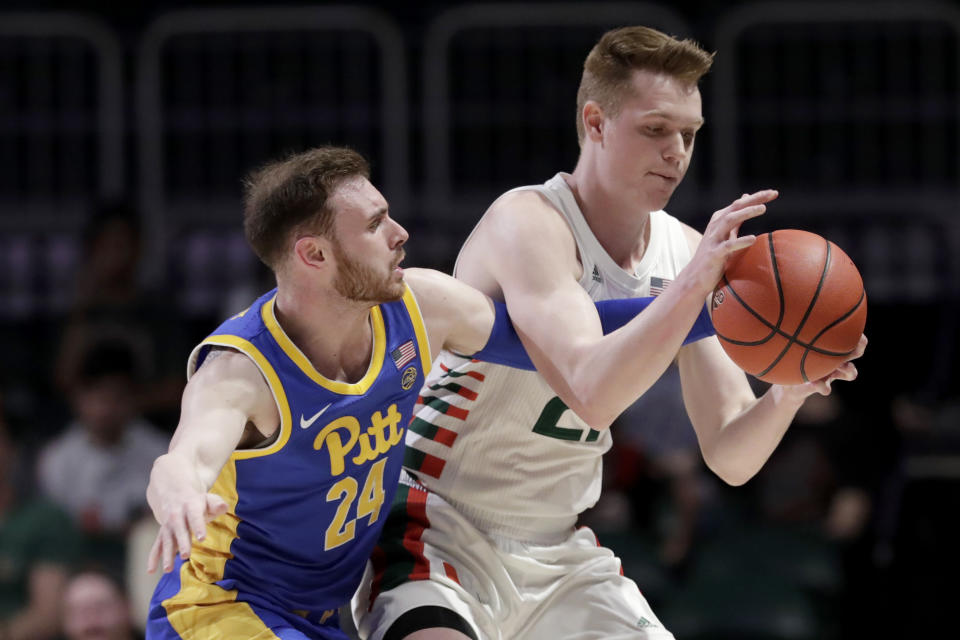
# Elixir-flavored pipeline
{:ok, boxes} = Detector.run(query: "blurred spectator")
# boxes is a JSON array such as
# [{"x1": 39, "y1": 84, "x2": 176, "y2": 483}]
[
  {"x1": 61, "y1": 570, "x2": 141, "y2": 640},
  {"x1": 37, "y1": 339, "x2": 169, "y2": 573},
  {"x1": 53, "y1": 200, "x2": 188, "y2": 427},
  {"x1": 123, "y1": 517, "x2": 160, "y2": 636},
  {"x1": 865, "y1": 391, "x2": 955, "y2": 637},
  {"x1": 124, "y1": 513, "x2": 163, "y2": 633},
  {"x1": 757, "y1": 393, "x2": 848, "y2": 529},
  {"x1": 758, "y1": 390, "x2": 898, "y2": 539},
  {"x1": 1, "y1": 392, "x2": 81, "y2": 640},
  {"x1": 751, "y1": 389, "x2": 902, "y2": 638}
]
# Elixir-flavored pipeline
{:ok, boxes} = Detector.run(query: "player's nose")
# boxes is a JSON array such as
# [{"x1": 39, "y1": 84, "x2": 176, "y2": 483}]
[
  {"x1": 390, "y1": 218, "x2": 409, "y2": 248},
  {"x1": 662, "y1": 132, "x2": 687, "y2": 166}
]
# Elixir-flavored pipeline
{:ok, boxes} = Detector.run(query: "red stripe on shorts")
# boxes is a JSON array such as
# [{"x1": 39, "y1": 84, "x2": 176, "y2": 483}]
[
  {"x1": 442, "y1": 561, "x2": 461, "y2": 585},
  {"x1": 403, "y1": 486, "x2": 431, "y2": 581},
  {"x1": 367, "y1": 545, "x2": 386, "y2": 611}
]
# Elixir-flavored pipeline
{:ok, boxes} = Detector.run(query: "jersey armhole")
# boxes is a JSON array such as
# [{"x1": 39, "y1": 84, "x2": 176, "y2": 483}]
[{"x1": 401, "y1": 285, "x2": 433, "y2": 376}]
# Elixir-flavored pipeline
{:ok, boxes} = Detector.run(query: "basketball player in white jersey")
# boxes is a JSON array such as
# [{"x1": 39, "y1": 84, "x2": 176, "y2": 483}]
[{"x1": 353, "y1": 26, "x2": 867, "y2": 640}]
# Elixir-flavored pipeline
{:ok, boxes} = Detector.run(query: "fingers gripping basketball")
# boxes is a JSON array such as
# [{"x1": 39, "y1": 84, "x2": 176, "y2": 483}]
[{"x1": 711, "y1": 229, "x2": 867, "y2": 385}]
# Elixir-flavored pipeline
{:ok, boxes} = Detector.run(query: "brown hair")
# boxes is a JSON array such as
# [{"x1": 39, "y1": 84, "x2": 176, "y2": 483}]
[
  {"x1": 576, "y1": 26, "x2": 714, "y2": 144},
  {"x1": 242, "y1": 146, "x2": 370, "y2": 269}
]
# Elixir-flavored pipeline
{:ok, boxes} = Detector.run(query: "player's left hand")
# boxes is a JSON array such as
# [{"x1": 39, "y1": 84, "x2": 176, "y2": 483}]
[{"x1": 782, "y1": 334, "x2": 867, "y2": 398}]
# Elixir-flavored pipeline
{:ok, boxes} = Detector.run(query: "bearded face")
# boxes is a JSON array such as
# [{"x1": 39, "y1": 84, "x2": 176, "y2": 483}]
[{"x1": 331, "y1": 237, "x2": 405, "y2": 303}]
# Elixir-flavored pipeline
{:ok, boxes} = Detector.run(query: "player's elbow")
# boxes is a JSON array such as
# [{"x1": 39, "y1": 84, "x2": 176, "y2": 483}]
[
  {"x1": 578, "y1": 406, "x2": 616, "y2": 431},
  {"x1": 701, "y1": 446, "x2": 754, "y2": 486},
  {"x1": 703, "y1": 456, "x2": 754, "y2": 487},
  {"x1": 715, "y1": 467, "x2": 752, "y2": 487},
  {"x1": 541, "y1": 361, "x2": 618, "y2": 429},
  {"x1": 564, "y1": 389, "x2": 617, "y2": 431}
]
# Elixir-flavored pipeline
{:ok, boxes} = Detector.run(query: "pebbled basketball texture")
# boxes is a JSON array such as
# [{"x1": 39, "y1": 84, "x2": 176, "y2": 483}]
[{"x1": 711, "y1": 229, "x2": 867, "y2": 385}]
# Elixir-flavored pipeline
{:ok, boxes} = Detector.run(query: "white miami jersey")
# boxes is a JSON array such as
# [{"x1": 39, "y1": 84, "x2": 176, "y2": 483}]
[{"x1": 403, "y1": 173, "x2": 694, "y2": 543}]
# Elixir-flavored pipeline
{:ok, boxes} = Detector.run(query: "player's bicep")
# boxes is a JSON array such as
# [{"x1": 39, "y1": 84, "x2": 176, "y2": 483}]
[
  {"x1": 482, "y1": 196, "x2": 603, "y2": 355},
  {"x1": 493, "y1": 257, "x2": 609, "y2": 410},
  {"x1": 500, "y1": 277, "x2": 602, "y2": 355},
  {"x1": 404, "y1": 268, "x2": 496, "y2": 357},
  {"x1": 169, "y1": 350, "x2": 273, "y2": 477}
]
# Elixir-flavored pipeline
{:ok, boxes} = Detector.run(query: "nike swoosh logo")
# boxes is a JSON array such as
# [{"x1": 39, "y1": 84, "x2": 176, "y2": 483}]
[{"x1": 300, "y1": 403, "x2": 333, "y2": 429}]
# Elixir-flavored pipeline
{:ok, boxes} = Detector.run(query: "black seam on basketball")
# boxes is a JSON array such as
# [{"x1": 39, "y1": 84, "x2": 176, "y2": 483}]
[
  {"x1": 718, "y1": 237, "x2": 785, "y2": 346},
  {"x1": 799, "y1": 289, "x2": 865, "y2": 381},
  {"x1": 758, "y1": 237, "x2": 832, "y2": 379},
  {"x1": 770, "y1": 232, "x2": 786, "y2": 330},
  {"x1": 716, "y1": 236, "x2": 846, "y2": 354},
  {"x1": 715, "y1": 329, "x2": 855, "y2": 356},
  {"x1": 715, "y1": 284, "x2": 785, "y2": 345}
]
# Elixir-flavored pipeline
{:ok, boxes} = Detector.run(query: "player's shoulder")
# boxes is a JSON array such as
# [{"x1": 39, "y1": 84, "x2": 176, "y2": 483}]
[
  {"x1": 490, "y1": 186, "x2": 553, "y2": 209},
  {"x1": 402, "y1": 266, "x2": 446, "y2": 287},
  {"x1": 187, "y1": 346, "x2": 275, "y2": 415},
  {"x1": 403, "y1": 268, "x2": 488, "y2": 317},
  {"x1": 458, "y1": 182, "x2": 579, "y2": 282},
  {"x1": 402, "y1": 268, "x2": 453, "y2": 304},
  {"x1": 479, "y1": 187, "x2": 575, "y2": 249},
  {"x1": 191, "y1": 346, "x2": 269, "y2": 391}
]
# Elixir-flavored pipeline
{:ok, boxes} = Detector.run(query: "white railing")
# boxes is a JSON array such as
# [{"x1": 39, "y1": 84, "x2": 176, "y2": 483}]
[
  {"x1": 421, "y1": 3, "x2": 693, "y2": 221},
  {"x1": 136, "y1": 6, "x2": 408, "y2": 281},
  {"x1": 712, "y1": 1, "x2": 960, "y2": 197},
  {"x1": 0, "y1": 13, "x2": 123, "y2": 230}
]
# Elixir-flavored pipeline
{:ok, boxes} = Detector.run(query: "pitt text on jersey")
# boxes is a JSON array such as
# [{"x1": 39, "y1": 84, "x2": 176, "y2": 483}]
[
  {"x1": 313, "y1": 403, "x2": 405, "y2": 551},
  {"x1": 313, "y1": 403, "x2": 405, "y2": 476}
]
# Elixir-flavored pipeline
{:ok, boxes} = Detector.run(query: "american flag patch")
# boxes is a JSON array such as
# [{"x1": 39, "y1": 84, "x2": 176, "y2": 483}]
[
  {"x1": 391, "y1": 340, "x2": 417, "y2": 369},
  {"x1": 650, "y1": 276, "x2": 671, "y2": 296}
]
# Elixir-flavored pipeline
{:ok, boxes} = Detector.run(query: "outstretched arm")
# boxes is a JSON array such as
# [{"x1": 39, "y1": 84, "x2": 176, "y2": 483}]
[
  {"x1": 145, "y1": 349, "x2": 279, "y2": 573},
  {"x1": 446, "y1": 190, "x2": 774, "y2": 429},
  {"x1": 404, "y1": 270, "x2": 716, "y2": 372}
]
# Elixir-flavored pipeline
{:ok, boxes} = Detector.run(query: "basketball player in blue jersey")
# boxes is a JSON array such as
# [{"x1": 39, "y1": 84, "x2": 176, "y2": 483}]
[
  {"x1": 354, "y1": 27, "x2": 868, "y2": 640},
  {"x1": 140, "y1": 146, "x2": 557, "y2": 640}
]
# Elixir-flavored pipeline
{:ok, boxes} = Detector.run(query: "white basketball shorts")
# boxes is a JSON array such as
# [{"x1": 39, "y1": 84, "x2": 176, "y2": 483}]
[{"x1": 351, "y1": 471, "x2": 674, "y2": 640}]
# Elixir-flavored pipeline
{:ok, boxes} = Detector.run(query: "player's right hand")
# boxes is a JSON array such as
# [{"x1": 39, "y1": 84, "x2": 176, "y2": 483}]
[
  {"x1": 146, "y1": 454, "x2": 229, "y2": 574},
  {"x1": 687, "y1": 190, "x2": 778, "y2": 292}
]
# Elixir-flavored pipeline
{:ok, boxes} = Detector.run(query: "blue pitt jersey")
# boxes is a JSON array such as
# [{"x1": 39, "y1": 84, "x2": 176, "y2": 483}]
[{"x1": 163, "y1": 285, "x2": 431, "y2": 621}]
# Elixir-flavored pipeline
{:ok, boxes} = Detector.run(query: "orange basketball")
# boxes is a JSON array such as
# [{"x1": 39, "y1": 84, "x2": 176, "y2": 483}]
[{"x1": 711, "y1": 229, "x2": 866, "y2": 385}]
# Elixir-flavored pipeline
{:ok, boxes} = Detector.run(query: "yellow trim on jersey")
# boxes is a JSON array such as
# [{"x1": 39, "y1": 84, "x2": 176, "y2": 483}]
[
  {"x1": 262, "y1": 295, "x2": 387, "y2": 395},
  {"x1": 401, "y1": 284, "x2": 432, "y2": 376},
  {"x1": 166, "y1": 601, "x2": 282, "y2": 640},
  {"x1": 162, "y1": 460, "x2": 280, "y2": 638},
  {"x1": 193, "y1": 458, "x2": 240, "y2": 582},
  {"x1": 197, "y1": 335, "x2": 292, "y2": 460}
]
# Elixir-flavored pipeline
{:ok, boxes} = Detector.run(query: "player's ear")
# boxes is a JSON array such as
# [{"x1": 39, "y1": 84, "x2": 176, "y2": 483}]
[
  {"x1": 293, "y1": 234, "x2": 331, "y2": 270},
  {"x1": 583, "y1": 101, "x2": 604, "y2": 142}
]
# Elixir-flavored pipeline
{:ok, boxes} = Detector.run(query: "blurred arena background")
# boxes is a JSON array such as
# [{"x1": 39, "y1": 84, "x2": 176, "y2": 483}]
[{"x1": 0, "y1": 1, "x2": 957, "y2": 638}]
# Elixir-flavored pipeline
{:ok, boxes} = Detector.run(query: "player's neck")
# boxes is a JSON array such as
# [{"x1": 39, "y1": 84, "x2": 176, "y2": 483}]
[
  {"x1": 565, "y1": 169, "x2": 652, "y2": 270},
  {"x1": 273, "y1": 283, "x2": 376, "y2": 383}
]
